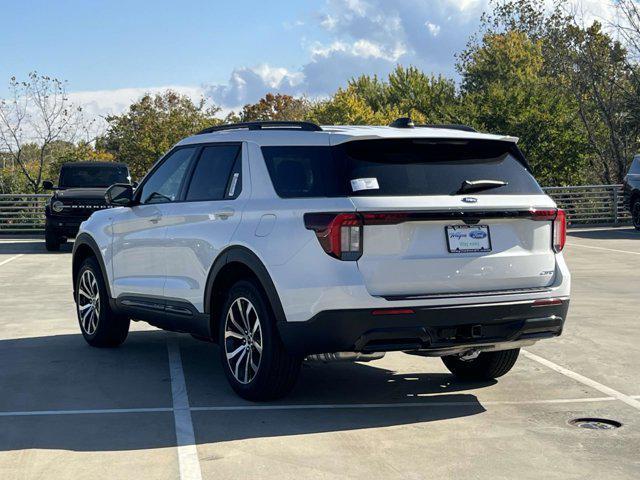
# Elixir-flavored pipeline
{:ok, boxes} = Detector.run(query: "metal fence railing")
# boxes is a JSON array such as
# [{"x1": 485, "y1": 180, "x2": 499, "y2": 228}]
[
  {"x1": 542, "y1": 184, "x2": 630, "y2": 226},
  {"x1": 0, "y1": 194, "x2": 49, "y2": 233},
  {"x1": 0, "y1": 186, "x2": 632, "y2": 233}
]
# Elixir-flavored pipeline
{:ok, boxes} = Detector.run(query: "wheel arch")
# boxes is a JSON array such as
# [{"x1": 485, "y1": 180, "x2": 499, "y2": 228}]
[
  {"x1": 73, "y1": 233, "x2": 112, "y2": 299},
  {"x1": 204, "y1": 246, "x2": 287, "y2": 340}
]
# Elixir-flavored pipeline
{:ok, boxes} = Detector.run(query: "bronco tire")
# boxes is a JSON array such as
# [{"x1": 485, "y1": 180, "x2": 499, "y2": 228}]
[
  {"x1": 45, "y1": 227, "x2": 62, "y2": 251},
  {"x1": 219, "y1": 280, "x2": 301, "y2": 401},
  {"x1": 76, "y1": 256, "x2": 130, "y2": 347},
  {"x1": 632, "y1": 200, "x2": 640, "y2": 230},
  {"x1": 442, "y1": 348, "x2": 520, "y2": 380}
]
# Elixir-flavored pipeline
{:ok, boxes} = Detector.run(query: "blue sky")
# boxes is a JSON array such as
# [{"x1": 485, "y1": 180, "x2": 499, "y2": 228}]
[{"x1": 0, "y1": 0, "x2": 614, "y2": 118}]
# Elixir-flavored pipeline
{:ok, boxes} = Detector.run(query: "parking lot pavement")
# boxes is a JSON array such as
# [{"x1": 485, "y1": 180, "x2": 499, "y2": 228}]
[{"x1": 0, "y1": 229, "x2": 639, "y2": 479}]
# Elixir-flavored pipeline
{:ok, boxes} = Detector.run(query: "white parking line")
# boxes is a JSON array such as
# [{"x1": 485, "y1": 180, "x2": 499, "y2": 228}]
[
  {"x1": 167, "y1": 339, "x2": 203, "y2": 480},
  {"x1": 0, "y1": 254, "x2": 23, "y2": 267},
  {"x1": 522, "y1": 350, "x2": 640, "y2": 411},
  {"x1": 566, "y1": 243, "x2": 640, "y2": 255},
  {"x1": 0, "y1": 407, "x2": 172, "y2": 417}
]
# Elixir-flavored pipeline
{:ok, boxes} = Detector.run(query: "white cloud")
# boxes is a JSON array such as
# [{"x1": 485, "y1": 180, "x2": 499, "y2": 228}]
[
  {"x1": 68, "y1": 85, "x2": 206, "y2": 119},
  {"x1": 425, "y1": 22, "x2": 441, "y2": 37},
  {"x1": 62, "y1": 0, "x2": 621, "y2": 114},
  {"x1": 204, "y1": 65, "x2": 304, "y2": 109}
]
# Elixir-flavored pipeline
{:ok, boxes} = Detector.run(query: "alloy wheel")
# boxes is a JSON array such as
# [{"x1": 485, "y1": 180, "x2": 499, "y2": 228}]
[
  {"x1": 224, "y1": 297, "x2": 263, "y2": 384},
  {"x1": 77, "y1": 269, "x2": 101, "y2": 335}
]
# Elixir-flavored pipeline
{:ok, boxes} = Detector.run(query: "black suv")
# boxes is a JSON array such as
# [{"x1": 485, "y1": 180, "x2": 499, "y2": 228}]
[
  {"x1": 43, "y1": 161, "x2": 131, "y2": 250},
  {"x1": 623, "y1": 154, "x2": 640, "y2": 230}
]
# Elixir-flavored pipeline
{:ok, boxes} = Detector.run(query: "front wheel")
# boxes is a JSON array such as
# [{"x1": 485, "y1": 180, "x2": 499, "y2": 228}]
[
  {"x1": 219, "y1": 280, "x2": 301, "y2": 401},
  {"x1": 442, "y1": 349, "x2": 520, "y2": 380},
  {"x1": 76, "y1": 256, "x2": 130, "y2": 347},
  {"x1": 632, "y1": 200, "x2": 640, "y2": 230}
]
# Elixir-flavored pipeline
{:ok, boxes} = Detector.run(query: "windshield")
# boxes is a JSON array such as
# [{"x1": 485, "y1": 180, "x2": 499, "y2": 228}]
[
  {"x1": 59, "y1": 165, "x2": 130, "y2": 188},
  {"x1": 261, "y1": 139, "x2": 543, "y2": 198}
]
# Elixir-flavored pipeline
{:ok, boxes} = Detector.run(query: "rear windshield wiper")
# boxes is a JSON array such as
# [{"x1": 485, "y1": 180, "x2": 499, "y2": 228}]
[{"x1": 456, "y1": 179, "x2": 508, "y2": 195}]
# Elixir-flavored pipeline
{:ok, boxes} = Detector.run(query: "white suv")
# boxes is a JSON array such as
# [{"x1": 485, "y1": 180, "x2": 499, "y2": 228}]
[{"x1": 72, "y1": 119, "x2": 570, "y2": 400}]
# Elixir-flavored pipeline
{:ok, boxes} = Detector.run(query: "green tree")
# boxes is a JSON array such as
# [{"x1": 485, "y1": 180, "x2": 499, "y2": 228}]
[
  {"x1": 474, "y1": 0, "x2": 639, "y2": 183},
  {"x1": 459, "y1": 29, "x2": 589, "y2": 185},
  {"x1": 98, "y1": 91, "x2": 220, "y2": 178},
  {"x1": 387, "y1": 66, "x2": 460, "y2": 123},
  {"x1": 308, "y1": 87, "x2": 399, "y2": 125},
  {"x1": 550, "y1": 21, "x2": 638, "y2": 183}
]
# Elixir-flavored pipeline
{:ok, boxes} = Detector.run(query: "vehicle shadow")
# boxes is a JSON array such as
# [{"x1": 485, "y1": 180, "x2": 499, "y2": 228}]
[
  {"x1": 0, "y1": 331, "x2": 487, "y2": 452},
  {"x1": 568, "y1": 227, "x2": 638, "y2": 241},
  {"x1": 0, "y1": 239, "x2": 73, "y2": 254}
]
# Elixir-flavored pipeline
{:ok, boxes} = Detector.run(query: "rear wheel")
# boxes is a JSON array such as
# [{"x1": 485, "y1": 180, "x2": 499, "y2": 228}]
[
  {"x1": 76, "y1": 256, "x2": 130, "y2": 347},
  {"x1": 442, "y1": 348, "x2": 520, "y2": 380},
  {"x1": 219, "y1": 280, "x2": 301, "y2": 401},
  {"x1": 632, "y1": 200, "x2": 640, "y2": 230}
]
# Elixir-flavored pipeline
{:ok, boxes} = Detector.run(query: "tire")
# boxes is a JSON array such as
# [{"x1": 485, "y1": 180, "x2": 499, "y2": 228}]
[
  {"x1": 632, "y1": 200, "x2": 640, "y2": 230},
  {"x1": 45, "y1": 228, "x2": 61, "y2": 251},
  {"x1": 219, "y1": 280, "x2": 301, "y2": 401},
  {"x1": 75, "y1": 256, "x2": 130, "y2": 347},
  {"x1": 442, "y1": 348, "x2": 520, "y2": 380}
]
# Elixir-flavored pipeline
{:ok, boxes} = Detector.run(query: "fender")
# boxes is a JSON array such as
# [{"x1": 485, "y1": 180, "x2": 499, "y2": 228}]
[
  {"x1": 72, "y1": 232, "x2": 113, "y2": 299},
  {"x1": 204, "y1": 246, "x2": 287, "y2": 325}
]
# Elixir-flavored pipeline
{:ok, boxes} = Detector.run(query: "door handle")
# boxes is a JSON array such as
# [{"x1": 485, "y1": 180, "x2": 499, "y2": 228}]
[
  {"x1": 149, "y1": 215, "x2": 161, "y2": 224},
  {"x1": 214, "y1": 208, "x2": 235, "y2": 219}
]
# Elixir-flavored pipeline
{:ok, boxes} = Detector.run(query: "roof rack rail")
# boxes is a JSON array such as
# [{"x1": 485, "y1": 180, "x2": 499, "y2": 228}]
[
  {"x1": 198, "y1": 121, "x2": 323, "y2": 134},
  {"x1": 389, "y1": 117, "x2": 477, "y2": 133}
]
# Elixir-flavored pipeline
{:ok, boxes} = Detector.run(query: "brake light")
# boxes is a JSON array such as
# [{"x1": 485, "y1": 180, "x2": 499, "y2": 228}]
[
  {"x1": 553, "y1": 209, "x2": 567, "y2": 253},
  {"x1": 361, "y1": 212, "x2": 409, "y2": 225},
  {"x1": 304, "y1": 213, "x2": 363, "y2": 260}
]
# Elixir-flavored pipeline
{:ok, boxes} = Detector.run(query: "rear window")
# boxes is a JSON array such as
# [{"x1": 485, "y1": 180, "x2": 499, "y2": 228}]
[{"x1": 261, "y1": 139, "x2": 543, "y2": 198}]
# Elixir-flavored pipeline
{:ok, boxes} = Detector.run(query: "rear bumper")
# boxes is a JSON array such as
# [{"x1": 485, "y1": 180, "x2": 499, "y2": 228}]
[{"x1": 278, "y1": 299, "x2": 569, "y2": 356}]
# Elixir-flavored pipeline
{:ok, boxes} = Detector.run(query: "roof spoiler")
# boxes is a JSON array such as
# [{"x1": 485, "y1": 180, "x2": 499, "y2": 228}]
[{"x1": 389, "y1": 117, "x2": 477, "y2": 133}]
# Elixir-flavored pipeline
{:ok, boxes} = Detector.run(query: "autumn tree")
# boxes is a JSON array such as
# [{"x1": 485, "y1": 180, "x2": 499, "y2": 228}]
[
  {"x1": 229, "y1": 93, "x2": 312, "y2": 122},
  {"x1": 98, "y1": 91, "x2": 220, "y2": 178}
]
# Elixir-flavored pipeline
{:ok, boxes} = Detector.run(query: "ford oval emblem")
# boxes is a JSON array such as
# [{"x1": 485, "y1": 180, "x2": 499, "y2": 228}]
[
  {"x1": 469, "y1": 230, "x2": 487, "y2": 239},
  {"x1": 462, "y1": 197, "x2": 478, "y2": 203}
]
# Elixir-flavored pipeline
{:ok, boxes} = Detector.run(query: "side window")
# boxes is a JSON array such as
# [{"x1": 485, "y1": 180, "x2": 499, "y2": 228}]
[
  {"x1": 139, "y1": 148, "x2": 196, "y2": 204},
  {"x1": 185, "y1": 145, "x2": 241, "y2": 201}
]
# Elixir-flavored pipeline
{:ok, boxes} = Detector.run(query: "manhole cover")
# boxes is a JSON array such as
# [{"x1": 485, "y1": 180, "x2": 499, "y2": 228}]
[{"x1": 569, "y1": 418, "x2": 622, "y2": 430}]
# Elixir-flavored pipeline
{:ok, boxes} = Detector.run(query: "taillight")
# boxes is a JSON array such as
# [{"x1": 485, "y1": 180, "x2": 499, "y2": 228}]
[
  {"x1": 553, "y1": 209, "x2": 567, "y2": 253},
  {"x1": 304, "y1": 213, "x2": 363, "y2": 260},
  {"x1": 529, "y1": 208, "x2": 566, "y2": 253},
  {"x1": 530, "y1": 209, "x2": 558, "y2": 221}
]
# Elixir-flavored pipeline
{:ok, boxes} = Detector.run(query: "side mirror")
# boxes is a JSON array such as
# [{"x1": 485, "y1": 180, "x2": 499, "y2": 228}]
[
  {"x1": 42, "y1": 180, "x2": 54, "y2": 190},
  {"x1": 105, "y1": 183, "x2": 135, "y2": 207},
  {"x1": 132, "y1": 181, "x2": 139, "y2": 188}
]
